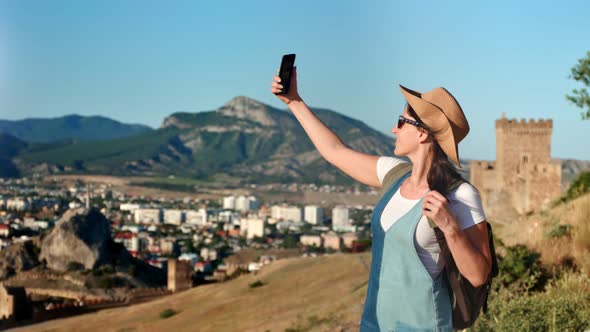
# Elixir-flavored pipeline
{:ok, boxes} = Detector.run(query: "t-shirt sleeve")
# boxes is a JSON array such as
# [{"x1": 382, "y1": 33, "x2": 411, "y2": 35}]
[
  {"x1": 377, "y1": 156, "x2": 409, "y2": 185},
  {"x1": 448, "y1": 182, "x2": 487, "y2": 230}
]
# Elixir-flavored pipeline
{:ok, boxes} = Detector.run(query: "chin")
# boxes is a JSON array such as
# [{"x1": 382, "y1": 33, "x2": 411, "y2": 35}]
[{"x1": 394, "y1": 147, "x2": 406, "y2": 157}]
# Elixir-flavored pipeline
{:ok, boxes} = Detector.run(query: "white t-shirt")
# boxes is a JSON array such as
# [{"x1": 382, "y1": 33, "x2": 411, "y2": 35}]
[{"x1": 377, "y1": 156, "x2": 486, "y2": 279}]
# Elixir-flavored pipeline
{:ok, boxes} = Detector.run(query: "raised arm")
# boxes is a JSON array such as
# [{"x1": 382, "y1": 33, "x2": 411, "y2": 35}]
[{"x1": 271, "y1": 67, "x2": 381, "y2": 187}]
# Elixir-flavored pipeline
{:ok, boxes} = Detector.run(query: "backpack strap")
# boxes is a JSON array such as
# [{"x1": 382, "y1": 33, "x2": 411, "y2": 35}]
[{"x1": 380, "y1": 162, "x2": 412, "y2": 197}]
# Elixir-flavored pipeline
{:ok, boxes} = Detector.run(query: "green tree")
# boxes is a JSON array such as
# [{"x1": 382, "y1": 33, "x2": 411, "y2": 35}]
[{"x1": 566, "y1": 51, "x2": 590, "y2": 119}]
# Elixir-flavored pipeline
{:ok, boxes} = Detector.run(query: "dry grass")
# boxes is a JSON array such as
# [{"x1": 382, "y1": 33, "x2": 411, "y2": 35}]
[
  {"x1": 9, "y1": 253, "x2": 371, "y2": 332},
  {"x1": 492, "y1": 193, "x2": 590, "y2": 274}
]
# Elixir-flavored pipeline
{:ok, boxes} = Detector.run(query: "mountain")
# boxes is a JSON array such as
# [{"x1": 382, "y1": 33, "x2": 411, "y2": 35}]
[
  {"x1": 0, "y1": 134, "x2": 29, "y2": 178},
  {"x1": 12, "y1": 96, "x2": 395, "y2": 184},
  {"x1": 0, "y1": 114, "x2": 153, "y2": 143}
]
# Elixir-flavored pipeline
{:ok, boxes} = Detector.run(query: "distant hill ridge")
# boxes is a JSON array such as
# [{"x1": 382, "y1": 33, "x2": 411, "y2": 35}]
[
  {"x1": 0, "y1": 114, "x2": 153, "y2": 143},
  {"x1": 7, "y1": 96, "x2": 395, "y2": 184},
  {"x1": 2, "y1": 97, "x2": 590, "y2": 186}
]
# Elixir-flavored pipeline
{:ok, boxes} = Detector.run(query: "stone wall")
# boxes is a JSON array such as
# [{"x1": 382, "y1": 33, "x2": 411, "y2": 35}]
[
  {"x1": 471, "y1": 114, "x2": 562, "y2": 217},
  {"x1": 167, "y1": 259, "x2": 192, "y2": 293}
]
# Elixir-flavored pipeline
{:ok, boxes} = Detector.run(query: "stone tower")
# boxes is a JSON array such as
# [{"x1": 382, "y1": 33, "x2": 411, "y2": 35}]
[{"x1": 471, "y1": 114, "x2": 562, "y2": 216}]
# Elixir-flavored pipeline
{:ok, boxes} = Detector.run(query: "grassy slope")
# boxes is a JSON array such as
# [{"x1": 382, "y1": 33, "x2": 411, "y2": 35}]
[
  {"x1": 15, "y1": 253, "x2": 370, "y2": 332},
  {"x1": 492, "y1": 192, "x2": 590, "y2": 273}
]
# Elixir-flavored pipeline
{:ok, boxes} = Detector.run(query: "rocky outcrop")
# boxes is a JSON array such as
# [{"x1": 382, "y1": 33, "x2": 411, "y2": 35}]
[
  {"x1": 217, "y1": 96, "x2": 278, "y2": 126},
  {"x1": 0, "y1": 239, "x2": 40, "y2": 280},
  {"x1": 39, "y1": 208, "x2": 113, "y2": 272},
  {"x1": 37, "y1": 208, "x2": 165, "y2": 286}
]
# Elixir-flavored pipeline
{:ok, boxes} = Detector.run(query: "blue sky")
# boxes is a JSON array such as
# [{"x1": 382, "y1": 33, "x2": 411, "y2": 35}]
[{"x1": 1, "y1": 0, "x2": 589, "y2": 160}]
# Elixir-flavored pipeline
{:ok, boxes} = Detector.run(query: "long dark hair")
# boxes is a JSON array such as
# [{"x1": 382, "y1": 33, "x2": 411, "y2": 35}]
[{"x1": 406, "y1": 104, "x2": 464, "y2": 195}]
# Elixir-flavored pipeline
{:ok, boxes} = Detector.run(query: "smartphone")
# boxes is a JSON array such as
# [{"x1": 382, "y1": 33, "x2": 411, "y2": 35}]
[{"x1": 277, "y1": 53, "x2": 296, "y2": 95}]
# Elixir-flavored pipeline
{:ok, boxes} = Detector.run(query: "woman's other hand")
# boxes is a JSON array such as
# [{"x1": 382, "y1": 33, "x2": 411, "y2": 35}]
[
  {"x1": 270, "y1": 67, "x2": 301, "y2": 105},
  {"x1": 422, "y1": 190, "x2": 459, "y2": 234}
]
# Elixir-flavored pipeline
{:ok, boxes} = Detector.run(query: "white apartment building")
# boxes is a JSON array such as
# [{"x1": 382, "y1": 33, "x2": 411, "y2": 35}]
[
  {"x1": 6, "y1": 198, "x2": 29, "y2": 211},
  {"x1": 134, "y1": 208, "x2": 162, "y2": 224},
  {"x1": 235, "y1": 195, "x2": 259, "y2": 212},
  {"x1": 271, "y1": 205, "x2": 302, "y2": 223},
  {"x1": 114, "y1": 232, "x2": 139, "y2": 253},
  {"x1": 332, "y1": 206, "x2": 354, "y2": 232},
  {"x1": 246, "y1": 218, "x2": 266, "y2": 239},
  {"x1": 163, "y1": 209, "x2": 184, "y2": 225},
  {"x1": 304, "y1": 205, "x2": 324, "y2": 225},
  {"x1": 200, "y1": 247, "x2": 218, "y2": 261},
  {"x1": 119, "y1": 203, "x2": 144, "y2": 212},
  {"x1": 223, "y1": 196, "x2": 236, "y2": 210},
  {"x1": 186, "y1": 209, "x2": 208, "y2": 226}
]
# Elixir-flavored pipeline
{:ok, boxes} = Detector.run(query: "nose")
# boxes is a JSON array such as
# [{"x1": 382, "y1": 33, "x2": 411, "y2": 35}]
[{"x1": 391, "y1": 125, "x2": 399, "y2": 135}]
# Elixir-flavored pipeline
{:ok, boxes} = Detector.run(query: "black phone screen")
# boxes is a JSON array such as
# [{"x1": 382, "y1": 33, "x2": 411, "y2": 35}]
[{"x1": 278, "y1": 53, "x2": 296, "y2": 94}]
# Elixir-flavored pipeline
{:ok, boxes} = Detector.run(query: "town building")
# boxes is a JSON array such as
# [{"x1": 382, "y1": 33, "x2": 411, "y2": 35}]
[
  {"x1": 271, "y1": 205, "x2": 303, "y2": 222},
  {"x1": 223, "y1": 196, "x2": 236, "y2": 210},
  {"x1": 341, "y1": 232, "x2": 359, "y2": 249},
  {"x1": 300, "y1": 234, "x2": 322, "y2": 247},
  {"x1": 186, "y1": 208, "x2": 207, "y2": 226},
  {"x1": 245, "y1": 218, "x2": 265, "y2": 239},
  {"x1": 332, "y1": 206, "x2": 354, "y2": 232},
  {"x1": 235, "y1": 195, "x2": 259, "y2": 212},
  {"x1": 322, "y1": 231, "x2": 342, "y2": 250},
  {"x1": 134, "y1": 208, "x2": 162, "y2": 224},
  {"x1": 163, "y1": 209, "x2": 184, "y2": 225},
  {"x1": 304, "y1": 205, "x2": 324, "y2": 225}
]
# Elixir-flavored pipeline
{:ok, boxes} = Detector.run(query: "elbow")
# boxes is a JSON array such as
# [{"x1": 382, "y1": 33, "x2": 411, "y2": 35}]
[
  {"x1": 467, "y1": 262, "x2": 492, "y2": 288},
  {"x1": 468, "y1": 276, "x2": 487, "y2": 288}
]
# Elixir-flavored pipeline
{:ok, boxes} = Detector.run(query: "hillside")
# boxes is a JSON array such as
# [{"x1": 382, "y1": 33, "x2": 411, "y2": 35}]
[
  {"x1": 12, "y1": 252, "x2": 371, "y2": 332},
  {"x1": 0, "y1": 134, "x2": 30, "y2": 178},
  {"x1": 13, "y1": 96, "x2": 395, "y2": 185},
  {"x1": 492, "y1": 191, "x2": 590, "y2": 272},
  {"x1": 0, "y1": 114, "x2": 153, "y2": 143}
]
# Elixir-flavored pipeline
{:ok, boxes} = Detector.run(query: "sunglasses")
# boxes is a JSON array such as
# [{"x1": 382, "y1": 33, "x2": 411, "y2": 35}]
[{"x1": 397, "y1": 115, "x2": 425, "y2": 129}]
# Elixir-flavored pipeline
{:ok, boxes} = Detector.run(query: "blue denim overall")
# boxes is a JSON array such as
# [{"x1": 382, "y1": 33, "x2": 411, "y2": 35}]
[{"x1": 360, "y1": 172, "x2": 453, "y2": 332}]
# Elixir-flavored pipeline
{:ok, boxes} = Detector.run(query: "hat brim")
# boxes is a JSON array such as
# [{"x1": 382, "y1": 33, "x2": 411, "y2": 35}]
[{"x1": 399, "y1": 84, "x2": 461, "y2": 166}]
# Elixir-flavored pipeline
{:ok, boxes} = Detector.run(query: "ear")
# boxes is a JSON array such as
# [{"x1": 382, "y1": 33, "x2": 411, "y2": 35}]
[{"x1": 417, "y1": 129, "x2": 431, "y2": 144}]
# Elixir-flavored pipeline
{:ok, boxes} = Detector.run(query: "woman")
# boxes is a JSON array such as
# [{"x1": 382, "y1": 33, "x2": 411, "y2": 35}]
[{"x1": 270, "y1": 67, "x2": 492, "y2": 332}]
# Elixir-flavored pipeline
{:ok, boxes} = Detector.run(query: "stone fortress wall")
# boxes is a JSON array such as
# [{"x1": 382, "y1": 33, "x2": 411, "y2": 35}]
[{"x1": 470, "y1": 113, "x2": 562, "y2": 217}]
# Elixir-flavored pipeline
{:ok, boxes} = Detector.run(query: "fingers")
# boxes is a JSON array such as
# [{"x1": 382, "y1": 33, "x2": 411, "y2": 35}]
[
  {"x1": 425, "y1": 190, "x2": 447, "y2": 203},
  {"x1": 270, "y1": 79, "x2": 283, "y2": 94}
]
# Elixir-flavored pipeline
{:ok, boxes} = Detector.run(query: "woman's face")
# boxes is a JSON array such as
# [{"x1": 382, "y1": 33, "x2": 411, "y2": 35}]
[{"x1": 391, "y1": 105, "x2": 423, "y2": 157}]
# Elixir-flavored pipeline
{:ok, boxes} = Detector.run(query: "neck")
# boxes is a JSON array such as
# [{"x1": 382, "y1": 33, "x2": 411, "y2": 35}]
[{"x1": 407, "y1": 148, "x2": 433, "y2": 190}]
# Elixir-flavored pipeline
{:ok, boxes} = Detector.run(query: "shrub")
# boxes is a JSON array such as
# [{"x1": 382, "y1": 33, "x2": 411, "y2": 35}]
[
  {"x1": 249, "y1": 280, "x2": 265, "y2": 288},
  {"x1": 566, "y1": 171, "x2": 590, "y2": 201},
  {"x1": 159, "y1": 308, "x2": 178, "y2": 319},
  {"x1": 497, "y1": 244, "x2": 546, "y2": 291},
  {"x1": 546, "y1": 223, "x2": 572, "y2": 238},
  {"x1": 573, "y1": 197, "x2": 590, "y2": 273},
  {"x1": 474, "y1": 272, "x2": 590, "y2": 331}
]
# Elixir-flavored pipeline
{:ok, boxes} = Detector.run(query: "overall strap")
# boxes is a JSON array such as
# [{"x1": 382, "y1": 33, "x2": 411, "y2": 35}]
[{"x1": 380, "y1": 162, "x2": 412, "y2": 197}]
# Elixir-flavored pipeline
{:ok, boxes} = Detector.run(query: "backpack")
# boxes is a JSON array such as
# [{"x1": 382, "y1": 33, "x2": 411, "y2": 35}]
[{"x1": 380, "y1": 163, "x2": 499, "y2": 330}]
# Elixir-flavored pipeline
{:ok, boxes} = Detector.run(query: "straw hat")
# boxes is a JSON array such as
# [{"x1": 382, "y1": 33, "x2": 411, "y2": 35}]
[{"x1": 399, "y1": 85, "x2": 470, "y2": 166}]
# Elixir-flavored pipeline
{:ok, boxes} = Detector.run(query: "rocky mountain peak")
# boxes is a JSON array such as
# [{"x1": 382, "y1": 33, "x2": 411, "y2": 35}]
[{"x1": 217, "y1": 96, "x2": 278, "y2": 126}]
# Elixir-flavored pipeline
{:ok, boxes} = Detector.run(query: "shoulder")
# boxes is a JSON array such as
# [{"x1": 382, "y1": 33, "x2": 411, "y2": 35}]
[
  {"x1": 377, "y1": 156, "x2": 409, "y2": 184},
  {"x1": 447, "y1": 182, "x2": 486, "y2": 230},
  {"x1": 450, "y1": 182, "x2": 482, "y2": 203}
]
